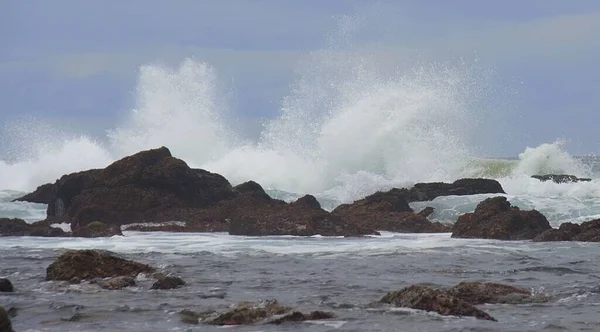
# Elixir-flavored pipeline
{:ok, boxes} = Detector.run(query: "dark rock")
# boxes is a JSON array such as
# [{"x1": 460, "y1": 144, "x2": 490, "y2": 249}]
[
  {"x1": 533, "y1": 223, "x2": 582, "y2": 242},
  {"x1": 124, "y1": 221, "x2": 228, "y2": 233},
  {"x1": 206, "y1": 300, "x2": 292, "y2": 325},
  {"x1": 532, "y1": 174, "x2": 591, "y2": 184},
  {"x1": 233, "y1": 181, "x2": 270, "y2": 199},
  {"x1": 151, "y1": 276, "x2": 186, "y2": 290},
  {"x1": 447, "y1": 282, "x2": 537, "y2": 304},
  {"x1": 46, "y1": 249, "x2": 155, "y2": 281},
  {"x1": 72, "y1": 221, "x2": 123, "y2": 238},
  {"x1": 402, "y1": 178, "x2": 505, "y2": 203},
  {"x1": 332, "y1": 189, "x2": 450, "y2": 233},
  {"x1": 268, "y1": 311, "x2": 336, "y2": 324},
  {"x1": 44, "y1": 147, "x2": 235, "y2": 228},
  {"x1": 292, "y1": 195, "x2": 322, "y2": 210},
  {"x1": 13, "y1": 183, "x2": 55, "y2": 204},
  {"x1": 417, "y1": 207, "x2": 435, "y2": 218},
  {"x1": 0, "y1": 279, "x2": 13, "y2": 292},
  {"x1": 380, "y1": 285, "x2": 496, "y2": 321},
  {"x1": 93, "y1": 276, "x2": 136, "y2": 290},
  {"x1": 0, "y1": 218, "x2": 67, "y2": 237},
  {"x1": 0, "y1": 307, "x2": 14, "y2": 332},
  {"x1": 451, "y1": 197, "x2": 551, "y2": 240},
  {"x1": 573, "y1": 219, "x2": 600, "y2": 242},
  {"x1": 226, "y1": 182, "x2": 376, "y2": 236}
]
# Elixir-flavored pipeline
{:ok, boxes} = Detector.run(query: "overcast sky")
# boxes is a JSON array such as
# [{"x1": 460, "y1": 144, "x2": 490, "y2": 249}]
[{"x1": 1, "y1": 0, "x2": 599, "y2": 156}]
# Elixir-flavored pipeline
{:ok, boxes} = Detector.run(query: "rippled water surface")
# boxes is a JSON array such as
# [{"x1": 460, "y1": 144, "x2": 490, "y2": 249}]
[{"x1": 1, "y1": 232, "x2": 600, "y2": 332}]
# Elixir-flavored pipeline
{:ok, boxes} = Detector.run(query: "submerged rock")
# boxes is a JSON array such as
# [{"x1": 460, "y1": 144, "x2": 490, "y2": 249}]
[
  {"x1": 332, "y1": 189, "x2": 451, "y2": 233},
  {"x1": 451, "y1": 196, "x2": 551, "y2": 240},
  {"x1": 151, "y1": 275, "x2": 186, "y2": 290},
  {"x1": 206, "y1": 300, "x2": 292, "y2": 325},
  {"x1": 92, "y1": 276, "x2": 136, "y2": 290},
  {"x1": 534, "y1": 219, "x2": 600, "y2": 242},
  {"x1": 46, "y1": 249, "x2": 155, "y2": 281},
  {"x1": 71, "y1": 221, "x2": 123, "y2": 238},
  {"x1": 268, "y1": 311, "x2": 336, "y2": 324},
  {"x1": 0, "y1": 279, "x2": 13, "y2": 292},
  {"x1": 380, "y1": 285, "x2": 496, "y2": 321},
  {"x1": 447, "y1": 282, "x2": 538, "y2": 305},
  {"x1": 0, "y1": 307, "x2": 14, "y2": 332},
  {"x1": 532, "y1": 174, "x2": 591, "y2": 184}
]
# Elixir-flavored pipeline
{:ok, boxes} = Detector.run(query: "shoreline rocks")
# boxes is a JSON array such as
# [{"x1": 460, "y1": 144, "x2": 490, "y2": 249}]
[
  {"x1": 451, "y1": 197, "x2": 551, "y2": 240},
  {"x1": 534, "y1": 219, "x2": 600, "y2": 242},
  {"x1": 400, "y1": 178, "x2": 505, "y2": 203}
]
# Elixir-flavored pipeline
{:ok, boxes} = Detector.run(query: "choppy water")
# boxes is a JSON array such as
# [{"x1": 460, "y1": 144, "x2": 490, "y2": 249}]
[{"x1": 1, "y1": 232, "x2": 600, "y2": 332}]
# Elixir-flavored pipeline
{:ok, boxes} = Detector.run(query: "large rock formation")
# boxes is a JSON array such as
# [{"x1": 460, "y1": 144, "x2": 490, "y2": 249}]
[
  {"x1": 534, "y1": 219, "x2": 600, "y2": 242},
  {"x1": 332, "y1": 189, "x2": 450, "y2": 233},
  {"x1": 46, "y1": 249, "x2": 155, "y2": 281},
  {"x1": 16, "y1": 147, "x2": 375, "y2": 237},
  {"x1": 401, "y1": 178, "x2": 505, "y2": 203},
  {"x1": 13, "y1": 183, "x2": 55, "y2": 204},
  {"x1": 451, "y1": 197, "x2": 551, "y2": 240},
  {"x1": 532, "y1": 174, "x2": 591, "y2": 184}
]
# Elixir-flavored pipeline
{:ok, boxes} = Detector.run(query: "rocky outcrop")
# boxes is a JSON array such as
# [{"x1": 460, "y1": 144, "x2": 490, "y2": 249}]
[
  {"x1": 46, "y1": 249, "x2": 155, "y2": 281},
  {"x1": 13, "y1": 183, "x2": 55, "y2": 204},
  {"x1": 534, "y1": 219, "x2": 600, "y2": 242},
  {"x1": 451, "y1": 197, "x2": 551, "y2": 240},
  {"x1": 532, "y1": 174, "x2": 591, "y2": 184},
  {"x1": 38, "y1": 147, "x2": 235, "y2": 228},
  {"x1": 71, "y1": 221, "x2": 123, "y2": 238},
  {"x1": 151, "y1": 275, "x2": 186, "y2": 290},
  {"x1": 0, "y1": 307, "x2": 14, "y2": 332},
  {"x1": 332, "y1": 189, "x2": 451, "y2": 233},
  {"x1": 0, "y1": 279, "x2": 13, "y2": 292},
  {"x1": 380, "y1": 285, "x2": 496, "y2": 321},
  {"x1": 401, "y1": 178, "x2": 505, "y2": 203},
  {"x1": 0, "y1": 218, "x2": 67, "y2": 237},
  {"x1": 14, "y1": 147, "x2": 374, "y2": 237}
]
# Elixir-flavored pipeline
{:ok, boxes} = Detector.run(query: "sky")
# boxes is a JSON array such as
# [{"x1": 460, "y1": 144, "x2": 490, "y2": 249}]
[{"x1": 1, "y1": 0, "x2": 599, "y2": 156}]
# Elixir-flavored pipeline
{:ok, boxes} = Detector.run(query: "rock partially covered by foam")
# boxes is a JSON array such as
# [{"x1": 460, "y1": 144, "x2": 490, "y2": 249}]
[
  {"x1": 451, "y1": 196, "x2": 551, "y2": 240},
  {"x1": 532, "y1": 174, "x2": 591, "y2": 184},
  {"x1": 332, "y1": 188, "x2": 451, "y2": 233}
]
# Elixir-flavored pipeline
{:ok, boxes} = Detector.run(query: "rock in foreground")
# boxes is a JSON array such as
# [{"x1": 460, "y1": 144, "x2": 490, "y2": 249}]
[
  {"x1": 534, "y1": 219, "x2": 600, "y2": 242},
  {"x1": 46, "y1": 249, "x2": 155, "y2": 281},
  {"x1": 380, "y1": 285, "x2": 496, "y2": 321},
  {"x1": 0, "y1": 307, "x2": 14, "y2": 332},
  {"x1": 451, "y1": 197, "x2": 551, "y2": 240},
  {"x1": 532, "y1": 174, "x2": 591, "y2": 184},
  {"x1": 332, "y1": 189, "x2": 450, "y2": 233}
]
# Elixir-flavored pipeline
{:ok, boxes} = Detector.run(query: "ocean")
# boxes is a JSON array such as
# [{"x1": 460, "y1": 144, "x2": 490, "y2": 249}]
[{"x1": 2, "y1": 57, "x2": 600, "y2": 331}]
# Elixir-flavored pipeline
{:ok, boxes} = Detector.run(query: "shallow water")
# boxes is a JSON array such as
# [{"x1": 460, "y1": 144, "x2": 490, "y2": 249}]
[{"x1": 1, "y1": 232, "x2": 600, "y2": 332}]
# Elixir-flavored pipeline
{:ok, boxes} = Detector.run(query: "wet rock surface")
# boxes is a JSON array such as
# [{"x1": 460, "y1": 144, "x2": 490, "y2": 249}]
[
  {"x1": 45, "y1": 249, "x2": 155, "y2": 281},
  {"x1": 71, "y1": 221, "x2": 123, "y2": 238},
  {"x1": 401, "y1": 178, "x2": 505, "y2": 203},
  {"x1": 447, "y1": 281, "x2": 539, "y2": 305},
  {"x1": 0, "y1": 218, "x2": 67, "y2": 237},
  {"x1": 452, "y1": 196, "x2": 552, "y2": 240},
  {"x1": 380, "y1": 285, "x2": 497, "y2": 321},
  {"x1": 150, "y1": 276, "x2": 186, "y2": 290}
]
